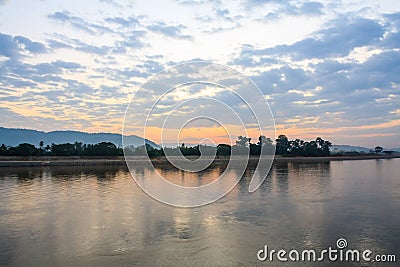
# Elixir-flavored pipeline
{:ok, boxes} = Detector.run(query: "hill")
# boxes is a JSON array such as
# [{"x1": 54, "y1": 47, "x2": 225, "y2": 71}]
[
  {"x1": 331, "y1": 145, "x2": 400, "y2": 153},
  {"x1": 0, "y1": 127, "x2": 159, "y2": 148},
  {"x1": 331, "y1": 145, "x2": 371, "y2": 153}
]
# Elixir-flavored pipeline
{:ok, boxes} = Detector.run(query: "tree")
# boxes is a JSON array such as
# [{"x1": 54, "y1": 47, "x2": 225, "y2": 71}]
[
  {"x1": 74, "y1": 142, "x2": 83, "y2": 155},
  {"x1": 275, "y1": 135, "x2": 289, "y2": 155},
  {"x1": 249, "y1": 143, "x2": 260, "y2": 155},
  {"x1": 39, "y1": 141, "x2": 44, "y2": 156},
  {"x1": 288, "y1": 139, "x2": 302, "y2": 156},
  {"x1": 304, "y1": 140, "x2": 318, "y2": 156},
  {"x1": 11, "y1": 143, "x2": 37, "y2": 157},
  {"x1": 236, "y1": 136, "x2": 251, "y2": 147},
  {"x1": 375, "y1": 146, "x2": 383, "y2": 154},
  {"x1": 217, "y1": 144, "x2": 231, "y2": 156},
  {"x1": 321, "y1": 139, "x2": 332, "y2": 156},
  {"x1": 51, "y1": 143, "x2": 76, "y2": 156},
  {"x1": 84, "y1": 142, "x2": 121, "y2": 156},
  {"x1": 258, "y1": 135, "x2": 272, "y2": 147},
  {"x1": 0, "y1": 144, "x2": 8, "y2": 156}
]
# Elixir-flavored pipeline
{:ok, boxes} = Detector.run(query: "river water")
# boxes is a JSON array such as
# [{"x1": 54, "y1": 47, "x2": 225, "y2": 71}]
[{"x1": 0, "y1": 159, "x2": 399, "y2": 266}]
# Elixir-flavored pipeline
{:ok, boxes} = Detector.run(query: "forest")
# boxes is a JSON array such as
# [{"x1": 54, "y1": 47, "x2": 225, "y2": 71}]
[{"x1": 0, "y1": 135, "x2": 332, "y2": 158}]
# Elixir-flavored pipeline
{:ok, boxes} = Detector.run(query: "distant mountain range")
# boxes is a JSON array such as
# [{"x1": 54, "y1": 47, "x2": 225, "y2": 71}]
[
  {"x1": 331, "y1": 145, "x2": 400, "y2": 153},
  {"x1": 0, "y1": 127, "x2": 159, "y2": 148}
]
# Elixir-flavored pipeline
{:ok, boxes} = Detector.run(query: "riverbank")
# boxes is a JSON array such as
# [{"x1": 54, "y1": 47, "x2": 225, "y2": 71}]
[{"x1": 0, "y1": 154, "x2": 398, "y2": 167}]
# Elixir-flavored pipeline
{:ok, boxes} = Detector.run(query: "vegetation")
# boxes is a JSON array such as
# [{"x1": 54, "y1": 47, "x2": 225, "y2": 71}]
[
  {"x1": 276, "y1": 135, "x2": 332, "y2": 157},
  {"x1": 126, "y1": 135, "x2": 333, "y2": 158},
  {"x1": 374, "y1": 146, "x2": 383, "y2": 154},
  {"x1": 5, "y1": 135, "x2": 390, "y2": 159},
  {"x1": 0, "y1": 141, "x2": 123, "y2": 157}
]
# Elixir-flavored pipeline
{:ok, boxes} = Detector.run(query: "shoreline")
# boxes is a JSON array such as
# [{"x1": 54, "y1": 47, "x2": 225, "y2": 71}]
[{"x1": 0, "y1": 155, "x2": 398, "y2": 168}]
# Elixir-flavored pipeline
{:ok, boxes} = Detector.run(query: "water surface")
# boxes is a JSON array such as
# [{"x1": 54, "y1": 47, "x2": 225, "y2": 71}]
[{"x1": 0, "y1": 159, "x2": 399, "y2": 266}]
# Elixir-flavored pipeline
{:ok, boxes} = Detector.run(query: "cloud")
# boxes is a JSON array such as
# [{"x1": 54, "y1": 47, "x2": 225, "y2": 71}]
[
  {"x1": 298, "y1": 2, "x2": 324, "y2": 15},
  {"x1": 99, "y1": 0, "x2": 124, "y2": 9},
  {"x1": 229, "y1": 11, "x2": 400, "y2": 135},
  {"x1": 265, "y1": 1, "x2": 324, "y2": 20},
  {"x1": 0, "y1": 33, "x2": 19, "y2": 58},
  {"x1": 177, "y1": 0, "x2": 205, "y2": 5},
  {"x1": 48, "y1": 10, "x2": 113, "y2": 35},
  {"x1": 1, "y1": 2, "x2": 400, "y2": 146},
  {"x1": 247, "y1": 0, "x2": 323, "y2": 18},
  {"x1": 269, "y1": 17, "x2": 384, "y2": 60},
  {"x1": 47, "y1": 12, "x2": 148, "y2": 53},
  {"x1": 117, "y1": 30, "x2": 147, "y2": 48},
  {"x1": 105, "y1": 16, "x2": 140, "y2": 27},
  {"x1": 148, "y1": 21, "x2": 192, "y2": 39},
  {"x1": 251, "y1": 66, "x2": 310, "y2": 94},
  {"x1": 0, "y1": 33, "x2": 47, "y2": 58},
  {"x1": 0, "y1": 38, "x2": 83, "y2": 91},
  {"x1": 212, "y1": 6, "x2": 234, "y2": 22},
  {"x1": 47, "y1": 35, "x2": 114, "y2": 55},
  {"x1": 96, "y1": 57, "x2": 165, "y2": 82},
  {"x1": 14, "y1": 36, "x2": 48, "y2": 54},
  {"x1": 33, "y1": 60, "x2": 83, "y2": 75}
]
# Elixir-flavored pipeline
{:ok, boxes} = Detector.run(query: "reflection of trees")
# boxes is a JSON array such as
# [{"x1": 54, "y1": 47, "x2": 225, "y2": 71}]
[
  {"x1": 284, "y1": 161, "x2": 331, "y2": 196},
  {"x1": 48, "y1": 165, "x2": 123, "y2": 183},
  {"x1": 289, "y1": 162, "x2": 331, "y2": 179},
  {"x1": 149, "y1": 164, "x2": 227, "y2": 187},
  {"x1": 274, "y1": 161, "x2": 289, "y2": 194},
  {"x1": 0, "y1": 168, "x2": 43, "y2": 184},
  {"x1": 251, "y1": 161, "x2": 332, "y2": 195},
  {"x1": 0, "y1": 165, "x2": 125, "y2": 185}
]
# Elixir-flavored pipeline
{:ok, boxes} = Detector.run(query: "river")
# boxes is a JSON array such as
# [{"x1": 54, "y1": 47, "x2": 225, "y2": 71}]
[{"x1": 0, "y1": 159, "x2": 399, "y2": 266}]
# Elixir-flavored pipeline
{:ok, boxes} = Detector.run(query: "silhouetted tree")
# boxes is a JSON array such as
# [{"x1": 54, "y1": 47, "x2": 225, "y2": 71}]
[
  {"x1": 84, "y1": 142, "x2": 121, "y2": 156},
  {"x1": 0, "y1": 144, "x2": 8, "y2": 156},
  {"x1": 217, "y1": 144, "x2": 231, "y2": 156},
  {"x1": 51, "y1": 143, "x2": 76, "y2": 156},
  {"x1": 10, "y1": 143, "x2": 38, "y2": 157},
  {"x1": 250, "y1": 143, "x2": 260, "y2": 155},
  {"x1": 236, "y1": 136, "x2": 251, "y2": 147},
  {"x1": 276, "y1": 135, "x2": 289, "y2": 155},
  {"x1": 74, "y1": 142, "x2": 83, "y2": 155},
  {"x1": 38, "y1": 141, "x2": 44, "y2": 156},
  {"x1": 375, "y1": 146, "x2": 383, "y2": 154},
  {"x1": 258, "y1": 135, "x2": 272, "y2": 147},
  {"x1": 320, "y1": 138, "x2": 332, "y2": 156}
]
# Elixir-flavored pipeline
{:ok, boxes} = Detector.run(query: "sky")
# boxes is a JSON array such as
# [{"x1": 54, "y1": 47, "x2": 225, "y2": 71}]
[{"x1": 0, "y1": 0, "x2": 399, "y2": 148}]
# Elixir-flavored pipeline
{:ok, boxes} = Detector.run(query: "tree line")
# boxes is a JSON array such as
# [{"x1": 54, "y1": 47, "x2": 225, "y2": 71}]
[
  {"x1": 127, "y1": 135, "x2": 333, "y2": 158},
  {"x1": 0, "y1": 135, "x2": 333, "y2": 158},
  {"x1": 0, "y1": 142, "x2": 123, "y2": 157}
]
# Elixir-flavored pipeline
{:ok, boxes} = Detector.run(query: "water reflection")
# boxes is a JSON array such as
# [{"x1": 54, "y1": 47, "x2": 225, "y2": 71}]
[{"x1": 0, "y1": 159, "x2": 399, "y2": 266}]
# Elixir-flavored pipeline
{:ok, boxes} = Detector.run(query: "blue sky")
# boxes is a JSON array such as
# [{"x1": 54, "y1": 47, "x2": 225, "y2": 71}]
[{"x1": 0, "y1": 0, "x2": 399, "y2": 147}]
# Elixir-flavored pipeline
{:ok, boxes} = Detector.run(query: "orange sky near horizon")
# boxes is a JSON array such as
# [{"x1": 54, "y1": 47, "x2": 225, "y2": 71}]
[{"x1": 119, "y1": 118, "x2": 400, "y2": 146}]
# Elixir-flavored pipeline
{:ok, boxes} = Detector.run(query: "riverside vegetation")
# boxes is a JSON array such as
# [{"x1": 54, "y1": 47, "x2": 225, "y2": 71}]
[{"x1": 1, "y1": 134, "x2": 392, "y2": 159}]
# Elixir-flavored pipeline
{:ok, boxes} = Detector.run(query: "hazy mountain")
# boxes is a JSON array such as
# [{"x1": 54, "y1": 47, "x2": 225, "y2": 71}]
[
  {"x1": 330, "y1": 145, "x2": 371, "y2": 153},
  {"x1": 331, "y1": 145, "x2": 400, "y2": 153},
  {"x1": 0, "y1": 127, "x2": 159, "y2": 148}
]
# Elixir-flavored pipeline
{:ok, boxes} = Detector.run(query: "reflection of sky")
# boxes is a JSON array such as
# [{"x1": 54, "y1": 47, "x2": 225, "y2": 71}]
[{"x1": 0, "y1": 159, "x2": 399, "y2": 265}]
